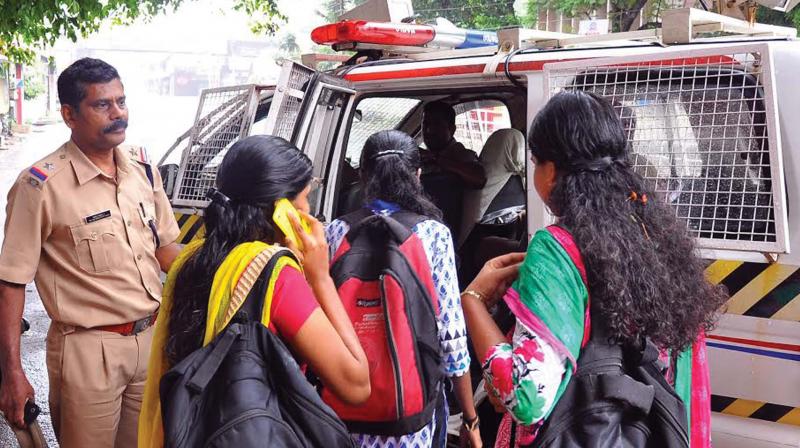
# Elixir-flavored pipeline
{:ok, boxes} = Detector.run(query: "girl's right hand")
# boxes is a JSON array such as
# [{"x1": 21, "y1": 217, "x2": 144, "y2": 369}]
[{"x1": 286, "y1": 210, "x2": 330, "y2": 285}]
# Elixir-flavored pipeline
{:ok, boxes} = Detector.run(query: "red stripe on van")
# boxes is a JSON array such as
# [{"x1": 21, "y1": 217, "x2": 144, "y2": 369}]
[
  {"x1": 707, "y1": 334, "x2": 800, "y2": 353},
  {"x1": 344, "y1": 55, "x2": 738, "y2": 82}
]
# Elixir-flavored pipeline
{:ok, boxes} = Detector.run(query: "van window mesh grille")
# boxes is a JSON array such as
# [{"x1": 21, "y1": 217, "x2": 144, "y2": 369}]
[
  {"x1": 172, "y1": 85, "x2": 263, "y2": 207},
  {"x1": 545, "y1": 50, "x2": 787, "y2": 252}
]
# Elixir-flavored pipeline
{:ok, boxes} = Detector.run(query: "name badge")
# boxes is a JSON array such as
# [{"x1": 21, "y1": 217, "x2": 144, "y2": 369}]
[{"x1": 85, "y1": 210, "x2": 111, "y2": 224}]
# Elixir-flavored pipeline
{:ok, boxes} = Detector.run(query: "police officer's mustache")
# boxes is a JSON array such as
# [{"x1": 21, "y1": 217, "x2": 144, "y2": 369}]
[{"x1": 103, "y1": 119, "x2": 128, "y2": 134}]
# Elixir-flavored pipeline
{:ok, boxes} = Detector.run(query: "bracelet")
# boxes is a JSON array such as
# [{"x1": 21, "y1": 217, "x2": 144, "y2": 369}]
[
  {"x1": 461, "y1": 289, "x2": 485, "y2": 303},
  {"x1": 462, "y1": 414, "x2": 480, "y2": 432}
]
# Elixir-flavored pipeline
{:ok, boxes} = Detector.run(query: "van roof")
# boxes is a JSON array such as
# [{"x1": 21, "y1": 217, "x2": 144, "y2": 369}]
[{"x1": 340, "y1": 38, "x2": 797, "y2": 86}]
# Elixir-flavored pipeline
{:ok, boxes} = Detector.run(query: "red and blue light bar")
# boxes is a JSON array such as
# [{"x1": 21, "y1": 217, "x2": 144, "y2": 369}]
[{"x1": 311, "y1": 20, "x2": 498, "y2": 50}]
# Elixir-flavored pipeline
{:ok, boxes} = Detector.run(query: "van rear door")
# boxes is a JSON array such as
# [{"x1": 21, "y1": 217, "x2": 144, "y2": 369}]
[
  {"x1": 266, "y1": 63, "x2": 356, "y2": 218},
  {"x1": 170, "y1": 61, "x2": 356, "y2": 217}
]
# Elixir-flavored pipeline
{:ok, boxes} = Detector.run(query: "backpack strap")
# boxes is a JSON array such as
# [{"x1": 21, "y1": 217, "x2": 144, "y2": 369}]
[
  {"x1": 341, "y1": 208, "x2": 430, "y2": 234},
  {"x1": 223, "y1": 246, "x2": 299, "y2": 327},
  {"x1": 185, "y1": 247, "x2": 298, "y2": 396},
  {"x1": 338, "y1": 207, "x2": 373, "y2": 227},
  {"x1": 388, "y1": 210, "x2": 429, "y2": 230},
  {"x1": 187, "y1": 325, "x2": 243, "y2": 393}
]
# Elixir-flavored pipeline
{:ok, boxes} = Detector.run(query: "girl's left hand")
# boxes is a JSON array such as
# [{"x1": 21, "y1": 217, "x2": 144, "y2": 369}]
[
  {"x1": 460, "y1": 424, "x2": 482, "y2": 448},
  {"x1": 467, "y1": 252, "x2": 525, "y2": 307}
]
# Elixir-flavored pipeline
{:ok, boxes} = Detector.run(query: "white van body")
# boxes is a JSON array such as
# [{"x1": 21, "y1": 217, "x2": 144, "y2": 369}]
[{"x1": 165, "y1": 34, "x2": 800, "y2": 446}]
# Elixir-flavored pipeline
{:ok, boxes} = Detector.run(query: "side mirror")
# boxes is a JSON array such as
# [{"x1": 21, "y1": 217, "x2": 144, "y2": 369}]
[
  {"x1": 354, "y1": 109, "x2": 363, "y2": 122},
  {"x1": 159, "y1": 164, "x2": 179, "y2": 199}
]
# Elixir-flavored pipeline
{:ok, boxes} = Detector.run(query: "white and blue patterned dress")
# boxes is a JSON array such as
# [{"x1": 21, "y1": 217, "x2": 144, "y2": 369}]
[{"x1": 325, "y1": 204, "x2": 471, "y2": 448}]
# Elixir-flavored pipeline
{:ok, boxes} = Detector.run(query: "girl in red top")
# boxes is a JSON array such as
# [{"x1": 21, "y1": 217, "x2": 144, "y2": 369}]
[{"x1": 165, "y1": 135, "x2": 370, "y2": 406}]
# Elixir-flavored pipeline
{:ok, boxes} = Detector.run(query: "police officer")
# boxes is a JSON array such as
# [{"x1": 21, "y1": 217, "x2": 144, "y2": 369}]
[{"x1": 0, "y1": 58, "x2": 181, "y2": 447}]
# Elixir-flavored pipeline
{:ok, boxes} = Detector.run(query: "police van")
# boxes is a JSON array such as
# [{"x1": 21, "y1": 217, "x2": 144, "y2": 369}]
[{"x1": 159, "y1": 6, "x2": 800, "y2": 446}]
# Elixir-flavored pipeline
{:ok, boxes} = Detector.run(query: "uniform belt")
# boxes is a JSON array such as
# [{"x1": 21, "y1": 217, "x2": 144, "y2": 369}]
[{"x1": 94, "y1": 312, "x2": 158, "y2": 336}]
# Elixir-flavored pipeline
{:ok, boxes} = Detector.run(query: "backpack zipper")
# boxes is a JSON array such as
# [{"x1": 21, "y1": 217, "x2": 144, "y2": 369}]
[
  {"x1": 652, "y1": 397, "x2": 690, "y2": 445},
  {"x1": 388, "y1": 265, "x2": 432, "y2": 402},
  {"x1": 204, "y1": 409, "x2": 298, "y2": 447},
  {"x1": 381, "y1": 274, "x2": 405, "y2": 419},
  {"x1": 290, "y1": 387, "x2": 351, "y2": 437}
]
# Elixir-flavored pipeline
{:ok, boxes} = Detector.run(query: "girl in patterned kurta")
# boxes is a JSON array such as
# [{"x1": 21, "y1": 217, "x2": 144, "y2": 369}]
[
  {"x1": 461, "y1": 91, "x2": 727, "y2": 448},
  {"x1": 326, "y1": 130, "x2": 480, "y2": 448}
]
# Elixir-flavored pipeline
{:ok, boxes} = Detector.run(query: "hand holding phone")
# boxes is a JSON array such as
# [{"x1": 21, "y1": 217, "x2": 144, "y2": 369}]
[{"x1": 273, "y1": 199, "x2": 311, "y2": 250}]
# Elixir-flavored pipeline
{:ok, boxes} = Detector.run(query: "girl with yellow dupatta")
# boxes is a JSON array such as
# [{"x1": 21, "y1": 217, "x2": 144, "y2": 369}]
[
  {"x1": 462, "y1": 92, "x2": 727, "y2": 447},
  {"x1": 138, "y1": 135, "x2": 370, "y2": 447}
]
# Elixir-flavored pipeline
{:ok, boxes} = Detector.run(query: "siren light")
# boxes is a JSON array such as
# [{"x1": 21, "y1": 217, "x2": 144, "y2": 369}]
[{"x1": 311, "y1": 20, "x2": 498, "y2": 50}]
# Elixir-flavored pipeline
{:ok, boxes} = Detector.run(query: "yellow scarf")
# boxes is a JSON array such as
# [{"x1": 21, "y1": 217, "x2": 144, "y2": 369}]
[{"x1": 138, "y1": 240, "x2": 300, "y2": 448}]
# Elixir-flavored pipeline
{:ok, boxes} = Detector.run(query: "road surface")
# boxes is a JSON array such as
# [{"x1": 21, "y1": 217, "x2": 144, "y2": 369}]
[{"x1": 0, "y1": 123, "x2": 70, "y2": 447}]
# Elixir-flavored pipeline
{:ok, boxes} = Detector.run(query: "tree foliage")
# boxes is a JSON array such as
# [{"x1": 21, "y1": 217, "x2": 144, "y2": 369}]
[
  {"x1": 756, "y1": 4, "x2": 800, "y2": 29},
  {"x1": 530, "y1": 0, "x2": 655, "y2": 32},
  {"x1": 322, "y1": 0, "x2": 519, "y2": 29},
  {"x1": 412, "y1": 0, "x2": 519, "y2": 28},
  {"x1": 0, "y1": 0, "x2": 285, "y2": 63}
]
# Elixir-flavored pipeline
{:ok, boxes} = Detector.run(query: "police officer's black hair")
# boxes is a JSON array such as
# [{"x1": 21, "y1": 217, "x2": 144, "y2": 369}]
[
  {"x1": 57, "y1": 57, "x2": 120, "y2": 110},
  {"x1": 359, "y1": 130, "x2": 442, "y2": 221},
  {"x1": 529, "y1": 90, "x2": 726, "y2": 352},
  {"x1": 167, "y1": 135, "x2": 313, "y2": 365},
  {"x1": 423, "y1": 101, "x2": 456, "y2": 127}
]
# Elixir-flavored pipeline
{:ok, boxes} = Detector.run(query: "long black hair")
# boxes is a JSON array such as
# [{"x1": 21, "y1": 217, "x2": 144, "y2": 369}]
[
  {"x1": 167, "y1": 135, "x2": 313, "y2": 365},
  {"x1": 529, "y1": 91, "x2": 726, "y2": 352},
  {"x1": 360, "y1": 130, "x2": 442, "y2": 220}
]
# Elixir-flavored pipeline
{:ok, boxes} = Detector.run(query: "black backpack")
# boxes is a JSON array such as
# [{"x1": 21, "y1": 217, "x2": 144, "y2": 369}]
[
  {"x1": 529, "y1": 321, "x2": 690, "y2": 448},
  {"x1": 527, "y1": 226, "x2": 690, "y2": 448},
  {"x1": 159, "y1": 250, "x2": 354, "y2": 448}
]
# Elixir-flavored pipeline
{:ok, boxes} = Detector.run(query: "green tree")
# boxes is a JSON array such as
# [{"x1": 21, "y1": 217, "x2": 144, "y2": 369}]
[
  {"x1": 756, "y1": 4, "x2": 800, "y2": 29},
  {"x1": 527, "y1": 0, "x2": 654, "y2": 32},
  {"x1": 279, "y1": 33, "x2": 301, "y2": 54},
  {"x1": 0, "y1": 0, "x2": 285, "y2": 63},
  {"x1": 412, "y1": 0, "x2": 520, "y2": 28},
  {"x1": 275, "y1": 32, "x2": 302, "y2": 63},
  {"x1": 321, "y1": 0, "x2": 520, "y2": 29},
  {"x1": 23, "y1": 71, "x2": 45, "y2": 100}
]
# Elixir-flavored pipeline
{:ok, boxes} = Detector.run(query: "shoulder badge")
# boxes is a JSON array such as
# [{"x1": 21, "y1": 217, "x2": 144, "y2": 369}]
[
  {"x1": 26, "y1": 154, "x2": 67, "y2": 188},
  {"x1": 128, "y1": 146, "x2": 150, "y2": 165},
  {"x1": 26, "y1": 167, "x2": 48, "y2": 189},
  {"x1": 29, "y1": 166, "x2": 48, "y2": 181}
]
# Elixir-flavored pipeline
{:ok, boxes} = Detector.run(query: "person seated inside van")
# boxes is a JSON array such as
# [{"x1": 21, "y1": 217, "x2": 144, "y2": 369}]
[
  {"x1": 458, "y1": 128, "x2": 526, "y2": 285},
  {"x1": 420, "y1": 101, "x2": 487, "y2": 242}
]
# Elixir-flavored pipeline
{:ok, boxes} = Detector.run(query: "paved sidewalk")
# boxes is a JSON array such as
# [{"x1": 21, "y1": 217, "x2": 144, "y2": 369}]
[{"x1": 0, "y1": 123, "x2": 68, "y2": 447}]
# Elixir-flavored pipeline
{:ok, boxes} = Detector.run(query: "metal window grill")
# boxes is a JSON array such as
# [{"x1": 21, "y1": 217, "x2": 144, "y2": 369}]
[
  {"x1": 454, "y1": 102, "x2": 512, "y2": 154},
  {"x1": 172, "y1": 84, "x2": 263, "y2": 208},
  {"x1": 544, "y1": 45, "x2": 788, "y2": 252},
  {"x1": 345, "y1": 97, "x2": 420, "y2": 166},
  {"x1": 263, "y1": 62, "x2": 316, "y2": 142}
]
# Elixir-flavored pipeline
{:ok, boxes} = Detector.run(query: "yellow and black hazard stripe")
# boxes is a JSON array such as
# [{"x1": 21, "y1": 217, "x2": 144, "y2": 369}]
[
  {"x1": 705, "y1": 260, "x2": 800, "y2": 321},
  {"x1": 174, "y1": 212, "x2": 205, "y2": 245},
  {"x1": 712, "y1": 394, "x2": 800, "y2": 426}
]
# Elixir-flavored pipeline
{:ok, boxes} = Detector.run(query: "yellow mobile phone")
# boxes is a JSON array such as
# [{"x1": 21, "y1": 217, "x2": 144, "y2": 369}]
[{"x1": 273, "y1": 198, "x2": 311, "y2": 249}]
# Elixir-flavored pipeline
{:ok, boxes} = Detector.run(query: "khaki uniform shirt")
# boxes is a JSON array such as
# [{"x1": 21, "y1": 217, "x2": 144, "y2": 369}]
[{"x1": 0, "y1": 141, "x2": 180, "y2": 328}]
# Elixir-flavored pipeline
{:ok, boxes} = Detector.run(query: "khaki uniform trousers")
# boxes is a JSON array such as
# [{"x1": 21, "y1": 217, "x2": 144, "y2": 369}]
[{"x1": 46, "y1": 322, "x2": 153, "y2": 448}]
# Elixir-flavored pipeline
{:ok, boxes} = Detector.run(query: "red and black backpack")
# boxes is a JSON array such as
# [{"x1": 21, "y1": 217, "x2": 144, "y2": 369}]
[{"x1": 323, "y1": 208, "x2": 444, "y2": 436}]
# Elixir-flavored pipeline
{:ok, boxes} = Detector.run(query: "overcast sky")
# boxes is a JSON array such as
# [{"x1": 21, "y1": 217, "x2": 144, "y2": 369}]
[
  {"x1": 46, "y1": 0, "x2": 330, "y2": 160},
  {"x1": 55, "y1": 0, "x2": 328, "y2": 54}
]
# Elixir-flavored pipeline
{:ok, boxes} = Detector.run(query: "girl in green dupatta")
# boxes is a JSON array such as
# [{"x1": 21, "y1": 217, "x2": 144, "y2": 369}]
[{"x1": 461, "y1": 91, "x2": 727, "y2": 448}]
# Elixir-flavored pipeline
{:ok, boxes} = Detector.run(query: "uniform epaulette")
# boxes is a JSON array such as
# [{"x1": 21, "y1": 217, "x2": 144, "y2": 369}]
[
  {"x1": 124, "y1": 145, "x2": 156, "y2": 188},
  {"x1": 26, "y1": 156, "x2": 66, "y2": 189},
  {"x1": 126, "y1": 145, "x2": 151, "y2": 165}
]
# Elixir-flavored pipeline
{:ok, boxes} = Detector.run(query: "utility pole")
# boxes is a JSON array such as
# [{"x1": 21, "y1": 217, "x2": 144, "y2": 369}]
[{"x1": 14, "y1": 63, "x2": 22, "y2": 125}]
